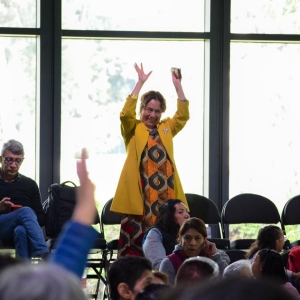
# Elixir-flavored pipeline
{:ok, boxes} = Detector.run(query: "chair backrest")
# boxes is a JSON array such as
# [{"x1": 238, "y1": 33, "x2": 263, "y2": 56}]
[
  {"x1": 185, "y1": 193, "x2": 221, "y2": 224},
  {"x1": 185, "y1": 193, "x2": 228, "y2": 247},
  {"x1": 221, "y1": 193, "x2": 281, "y2": 239},
  {"x1": 281, "y1": 195, "x2": 300, "y2": 228},
  {"x1": 100, "y1": 198, "x2": 122, "y2": 233}
]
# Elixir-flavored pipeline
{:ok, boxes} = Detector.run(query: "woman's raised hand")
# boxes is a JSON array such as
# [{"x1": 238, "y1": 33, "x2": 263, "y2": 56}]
[{"x1": 134, "y1": 63, "x2": 152, "y2": 83}]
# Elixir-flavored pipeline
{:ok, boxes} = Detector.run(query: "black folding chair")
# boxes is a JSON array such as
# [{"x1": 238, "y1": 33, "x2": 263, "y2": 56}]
[
  {"x1": 221, "y1": 193, "x2": 281, "y2": 250},
  {"x1": 281, "y1": 195, "x2": 300, "y2": 248},
  {"x1": 185, "y1": 193, "x2": 230, "y2": 250},
  {"x1": 99, "y1": 198, "x2": 122, "y2": 299}
]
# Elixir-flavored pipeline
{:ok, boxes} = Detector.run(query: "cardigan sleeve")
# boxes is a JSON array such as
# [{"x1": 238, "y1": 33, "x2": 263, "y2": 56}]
[
  {"x1": 159, "y1": 257, "x2": 176, "y2": 286},
  {"x1": 143, "y1": 228, "x2": 166, "y2": 271}
]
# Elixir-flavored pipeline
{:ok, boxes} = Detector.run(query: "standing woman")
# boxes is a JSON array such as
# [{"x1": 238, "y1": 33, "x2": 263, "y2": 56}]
[{"x1": 111, "y1": 63, "x2": 190, "y2": 257}]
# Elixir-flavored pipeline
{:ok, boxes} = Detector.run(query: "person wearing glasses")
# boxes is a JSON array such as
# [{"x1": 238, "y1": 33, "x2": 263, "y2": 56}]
[
  {"x1": 111, "y1": 63, "x2": 190, "y2": 257},
  {"x1": 0, "y1": 139, "x2": 49, "y2": 260}
]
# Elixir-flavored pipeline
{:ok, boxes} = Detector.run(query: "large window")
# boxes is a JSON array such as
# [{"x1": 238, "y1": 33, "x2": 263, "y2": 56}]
[
  {"x1": 3, "y1": 0, "x2": 300, "y2": 244},
  {"x1": 0, "y1": 37, "x2": 37, "y2": 179},
  {"x1": 62, "y1": 0, "x2": 206, "y2": 32},
  {"x1": 229, "y1": 1, "x2": 300, "y2": 241},
  {"x1": 60, "y1": 39, "x2": 205, "y2": 204}
]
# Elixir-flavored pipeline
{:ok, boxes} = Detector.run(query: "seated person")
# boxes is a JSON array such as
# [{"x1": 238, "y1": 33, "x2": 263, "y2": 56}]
[
  {"x1": 159, "y1": 217, "x2": 230, "y2": 285},
  {"x1": 0, "y1": 139, "x2": 49, "y2": 260},
  {"x1": 245, "y1": 225, "x2": 300, "y2": 283},
  {"x1": 223, "y1": 259, "x2": 253, "y2": 279},
  {"x1": 108, "y1": 255, "x2": 154, "y2": 300},
  {"x1": 0, "y1": 148, "x2": 102, "y2": 300},
  {"x1": 175, "y1": 256, "x2": 219, "y2": 286},
  {"x1": 251, "y1": 248, "x2": 300, "y2": 299},
  {"x1": 143, "y1": 199, "x2": 190, "y2": 270}
]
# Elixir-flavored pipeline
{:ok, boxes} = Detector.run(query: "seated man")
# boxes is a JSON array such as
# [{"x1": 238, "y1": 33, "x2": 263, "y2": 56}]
[
  {"x1": 108, "y1": 255, "x2": 154, "y2": 300},
  {"x1": 0, "y1": 139, "x2": 49, "y2": 259}
]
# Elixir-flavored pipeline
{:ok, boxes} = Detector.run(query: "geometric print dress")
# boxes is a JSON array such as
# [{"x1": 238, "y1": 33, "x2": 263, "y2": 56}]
[{"x1": 118, "y1": 128, "x2": 175, "y2": 257}]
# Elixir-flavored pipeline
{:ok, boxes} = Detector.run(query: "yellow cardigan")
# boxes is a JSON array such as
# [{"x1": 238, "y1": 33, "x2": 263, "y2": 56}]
[{"x1": 111, "y1": 95, "x2": 190, "y2": 215}]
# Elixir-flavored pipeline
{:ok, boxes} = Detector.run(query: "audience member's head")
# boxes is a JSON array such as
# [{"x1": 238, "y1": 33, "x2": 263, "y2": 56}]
[
  {"x1": 161, "y1": 277, "x2": 296, "y2": 300},
  {"x1": 175, "y1": 256, "x2": 219, "y2": 286},
  {"x1": 152, "y1": 270, "x2": 169, "y2": 284},
  {"x1": 251, "y1": 248, "x2": 287, "y2": 285},
  {"x1": 135, "y1": 283, "x2": 173, "y2": 300},
  {"x1": 1, "y1": 139, "x2": 24, "y2": 156},
  {"x1": 246, "y1": 225, "x2": 285, "y2": 259},
  {"x1": 155, "y1": 199, "x2": 189, "y2": 234},
  {"x1": 108, "y1": 255, "x2": 154, "y2": 300},
  {"x1": 223, "y1": 259, "x2": 253, "y2": 279},
  {"x1": 0, "y1": 263, "x2": 87, "y2": 300}
]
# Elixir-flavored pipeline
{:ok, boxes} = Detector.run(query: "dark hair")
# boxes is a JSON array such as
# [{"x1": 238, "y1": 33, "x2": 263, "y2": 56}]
[
  {"x1": 246, "y1": 225, "x2": 282, "y2": 259},
  {"x1": 1, "y1": 139, "x2": 24, "y2": 156},
  {"x1": 108, "y1": 256, "x2": 152, "y2": 300},
  {"x1": 155, "y1": 199, "x2": 183, "y2": 235},
  {"x1": 177, "y1": 217, "x2": 207, "y2": 242},
  {"x1": 256, "y1": 249, "x2": 287, "y2": 285},
  {"x1": 175, "y1": 257, "x2": 218, "y2": 286},
  {"x1": 161, "y1": 277, "x2": 296, "y2": 300},
  {"x1": 135, "y1": 283, "x2": 173, "y2": 300},
  {"x1": 139, "y1": 90, "x2": 167, "y2": 116}
]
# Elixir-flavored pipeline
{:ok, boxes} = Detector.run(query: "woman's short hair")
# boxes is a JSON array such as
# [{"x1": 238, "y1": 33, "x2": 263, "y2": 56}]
[
  {"x1": 0, "y1": 263, "x2": 87, "y2": 300},
  {"x1": 177, "y1": 217, "x2": 207, "y2": 242},
  {"x1": 139, "y1": 90, "x2": 167, "y2": 116}
]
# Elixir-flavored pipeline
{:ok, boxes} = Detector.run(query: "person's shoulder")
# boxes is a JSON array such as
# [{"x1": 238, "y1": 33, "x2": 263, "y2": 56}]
[{"x1": 19, "y1": 174, "x2": 38, "y2": 185}]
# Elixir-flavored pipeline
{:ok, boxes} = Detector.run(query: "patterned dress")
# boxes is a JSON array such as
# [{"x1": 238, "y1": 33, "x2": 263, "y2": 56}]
[{"x1": 118, "y1": 128, "x2": 175, "y2": 257}]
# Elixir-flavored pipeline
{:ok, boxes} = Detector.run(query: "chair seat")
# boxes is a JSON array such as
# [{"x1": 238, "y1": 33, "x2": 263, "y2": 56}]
[{"x1": 230, "y1": 239, "x2": 255, "y2": 250}]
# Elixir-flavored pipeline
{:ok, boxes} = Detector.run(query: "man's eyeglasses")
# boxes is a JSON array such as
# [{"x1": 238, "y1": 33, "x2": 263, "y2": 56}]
[{"x1": 2, "y1": 157, "x2": 24, "y2": 164}]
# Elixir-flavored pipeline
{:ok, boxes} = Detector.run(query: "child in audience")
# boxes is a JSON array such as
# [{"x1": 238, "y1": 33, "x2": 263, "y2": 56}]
[
  {"x1": 251, "y1": 248, "x2": 300, "y2": 299},
  {"x1": 246, "y1": 225, "x2": 300, "y2": 283}
]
